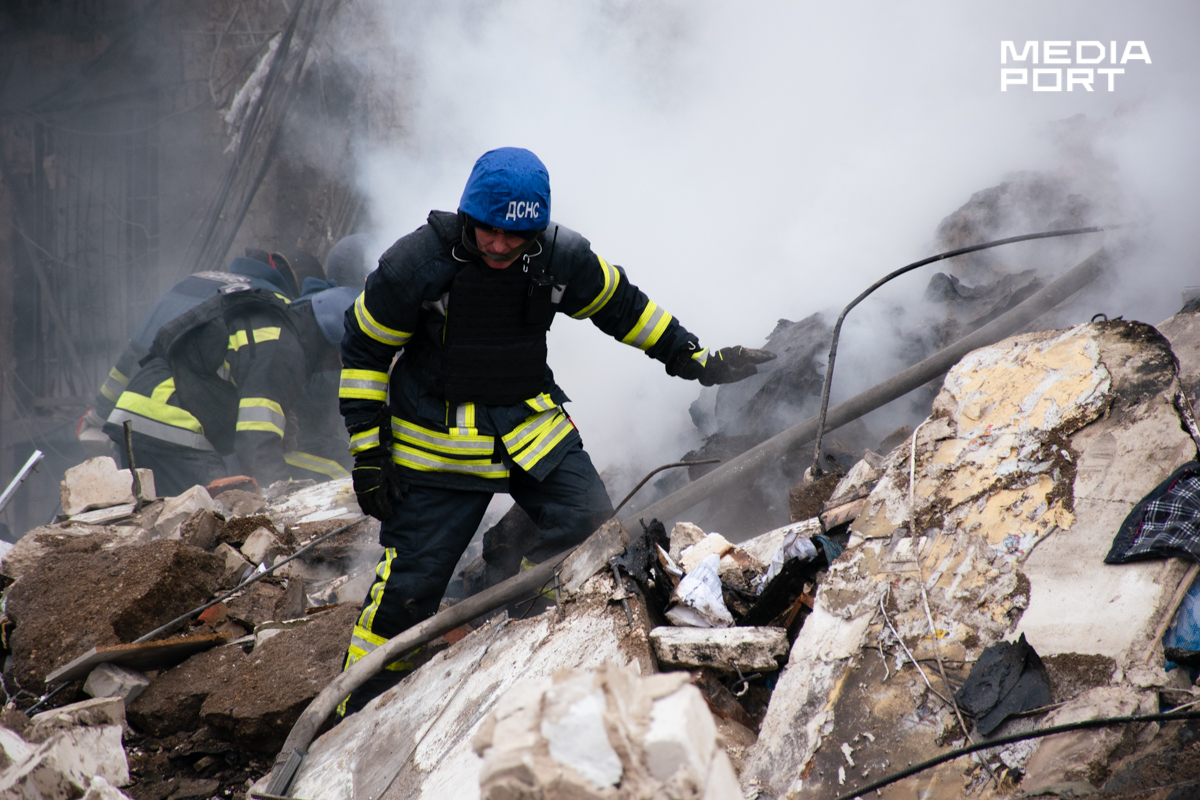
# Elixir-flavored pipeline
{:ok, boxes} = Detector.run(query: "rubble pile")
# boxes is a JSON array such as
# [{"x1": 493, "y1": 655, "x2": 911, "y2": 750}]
[
  {"x1": 0, "y1": 464, "x2": 383, "y2": 797},
  {"x1": 8, "y1": 313, "x2": 1200, "y2": 797}
]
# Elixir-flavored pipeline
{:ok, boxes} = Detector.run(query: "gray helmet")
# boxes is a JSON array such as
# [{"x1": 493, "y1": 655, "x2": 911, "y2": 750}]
[
  {"x1": 326, "y1": 233, "x2": 377, "y2": 290},
  {"x1": 310, "y1": 286, "x2": 360, "y2": 345}
]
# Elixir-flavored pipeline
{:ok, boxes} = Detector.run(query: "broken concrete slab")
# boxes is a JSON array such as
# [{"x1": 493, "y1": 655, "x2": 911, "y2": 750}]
[
  {"x1": 83, "y1": 662, "x2": 151, "y2": 703},
  {"x1": 0, "y1": 724, "x2": 129, "y2": 798},
  {"x1": 669, "y1": 521, "x2": 707, "y2": 562},
  {"x1": 214, "y1": 542, "x2": 253, "y2": 588},
  {"x1": 5, "y1": 539, "x2": 225, "y2": 686},
  {"x1": 154, "y1": 485, "x2": 221, "y2": 539},
  {"x1": 0, "y1": 697, "x2": 130, "y2": 798},
  {"x1": 558, "y1": 518, "x2": 628, "y2": 597},
  {"x1": 269, "y1": 571, "x2": 656, "y2": 800},
  {"x1": 197, "y1": 603, "x2": 360, "y2": 752},
  {"x1": 27, "y1": 697, "x2": 126, "y2": 743},
  {"x1": 60, "y1": 456, "x2": 155, "y2": 516},
  {"x1": 126, "y1": 644, "x2": 248, "y2": 738},
  {"x1": 216, "y1": 488, "x2": 267, "y2": 517},
  {"x1": 649, "y1": 626, "x2": 790, "y2": 673},
  {"x1": 471, "y1": 662, "x2": 739, "y2": 799},
  {"x1": 240, "y1": 526, "x2": 283, "y2": 565},
  {"x1": 266, "y1": 476, "x2": 360, "y2": 527},
  {"x1": 741, "y1": 321, "x2": 1200, "y2": 799},
  {"x1": 46, "y1": 632, "x2": 231, "y2": 684},
  {"x1": 180, "y1": 509, "x2": 222, "y2": 551},
  {"x1": 67, "y1": 503, "x2": 138, "y2": 525}
]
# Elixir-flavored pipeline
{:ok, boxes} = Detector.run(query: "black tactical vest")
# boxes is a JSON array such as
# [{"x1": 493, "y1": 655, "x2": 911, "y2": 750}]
[
  {"x1": 421, "y1": 211, "x2": 562, "y2": 405},
  {"x1": 440, "y1": 260, "x2": 554, "y2": 405}
]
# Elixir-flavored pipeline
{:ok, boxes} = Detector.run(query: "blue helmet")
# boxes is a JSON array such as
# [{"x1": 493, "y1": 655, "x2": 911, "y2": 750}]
[{"x1": 458, "y1": 148, "x2": 550, "y2": 232}]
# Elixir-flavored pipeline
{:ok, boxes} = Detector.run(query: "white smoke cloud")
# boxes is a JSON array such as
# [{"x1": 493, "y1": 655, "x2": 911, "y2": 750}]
[{"x1": 342, "y1": 0, "x2": 1200, "y2": 479}]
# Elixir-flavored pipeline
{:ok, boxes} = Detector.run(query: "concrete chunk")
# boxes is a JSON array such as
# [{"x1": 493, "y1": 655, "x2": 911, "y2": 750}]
[
  {"x1": 669, "y1": 521, "x2": 707, "y2": 562},
  {"x1": 649, "y1": 626, "x2": 790, "y2": 672},
  {"x1": 60, "y1": 457, "x2": 154, "y2": 516},
  {"x1": 28, "y1": 697, "x2": 126, "y2": 743},
  {"x1": 214, "y1": 542, "x2": 253, "y2": 587},
  {"x1": 0, "y1": 725, "x2": 129, "y2": 798},
  {"x1": 644, "y1": 683, "x2": 717, "y2": 783},
  {"x1": 240, "y1": 527, "x2": 283, "y2": 565},
  {"x1": 83, "y1": 663, "x2": 151, "y2": 704},
  {"x1": 154, "y1": 485, "x2": 220, "y2": 539},
  {"x1": 559, "y1": 519, "x2": 628, "y2": 596}
]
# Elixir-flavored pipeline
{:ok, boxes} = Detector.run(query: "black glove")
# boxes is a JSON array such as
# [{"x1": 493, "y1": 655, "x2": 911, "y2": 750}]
[
  {"x1": 350, "y1": 408, "x2": 404, "y2": 520},
  {"x1": 353, "y1": 447, "x2": 404, "y2": 520},
  {"x1": 670, "y1": 344, "x2": 777, "y2": 386}
]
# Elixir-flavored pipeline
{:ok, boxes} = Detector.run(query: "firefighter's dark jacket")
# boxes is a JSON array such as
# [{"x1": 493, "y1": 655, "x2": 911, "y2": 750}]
[
  {"x1": 106, "y1": 293, "x2": 337, "y2": 487},
  {"x1": 94, "y1": 261, "x2": 293, "y2": 419},
  {"x1": 339, "y1": 210, "x2": 709, "y2": 492}
]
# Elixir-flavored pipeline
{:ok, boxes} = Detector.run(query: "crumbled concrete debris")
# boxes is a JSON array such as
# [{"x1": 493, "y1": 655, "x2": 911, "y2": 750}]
[
  {"x1": 740, "y1": 320, "x2": 1200, "y2": 799},
  {"x1": 5, "y1": 539, "x2": 225, "y2": 687},
  {"x1": 650, "y1": 626, "x2": 790, "y2": 673},
  {"x1": 0, "y1": 697, "x2": 130, "y2": 798},
  {"x1": 60, "y1": 456, "x2": 155, "y2": 516},
  {"x1": 154, "y1": 486, "x2": 221, "y2": 539},
  {"x1": 669, "y1": 521, "x2": 707, "y2": 562},
  {"x1": 269, "y1": 571, "x2": 656, "y2": 799},
  {"x1": 226, "y1": 581, "x2": 292, "y2": 627},
  {"x1": 1021, "y1": 686, "x2": 1156, "y2": 794},
  {"x1": 240, "y1": 526, "x2": 283, "y2": 565},
  {"x1": 679, "y1": 532, "x2": 765, "y2": 591},
  {"x1": 126, "y1": 646, "x2": 248, "y2": 738},
  {"x1": 213, "y1": 542, "x2": 253, "y2": 588},
  {"x1": 215, "y1": 488, "x2": 267, "y2": 517},
  {"x1": 559, "y1": 519, "x2": 628, "y2": 596},
  {"x1": 471, "y1": 662, "x2": 740, "y2": 799},
  {"x1": 83, "y1": 663, "x2": 151, "y2": 704},
  {"x1": 197, "y1": 604, "x2": 358, "y2": 751},
  {"x1": 179, "y1": 509, "x2": 222, "y2": 551}
]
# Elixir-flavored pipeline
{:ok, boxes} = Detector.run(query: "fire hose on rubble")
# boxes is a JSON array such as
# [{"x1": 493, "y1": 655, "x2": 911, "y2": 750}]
[{"x1": 265, "y1": 245, "x2": 1111, "y2": 795}]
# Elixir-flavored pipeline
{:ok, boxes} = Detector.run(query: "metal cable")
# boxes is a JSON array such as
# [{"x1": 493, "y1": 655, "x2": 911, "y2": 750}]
[{"x1": 811, "y1": 226, "x2": 1106, "y2": 477}]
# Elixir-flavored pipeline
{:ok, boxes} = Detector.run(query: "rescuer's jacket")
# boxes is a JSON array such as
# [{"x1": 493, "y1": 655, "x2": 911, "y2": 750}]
[
  {"x1": 339, "y1": 210, "x2": 713, "y2": 492},
  {"x1": 105, "y1": 287, "x2": 343, "y2": 487},
  {"x1": 93, "y1": 258, "x2": 294, "y2": 421}
]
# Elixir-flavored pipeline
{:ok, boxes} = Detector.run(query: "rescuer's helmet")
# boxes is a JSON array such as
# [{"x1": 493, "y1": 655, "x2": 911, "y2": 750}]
[{"x1": 458, "y1": 147, "x2": 551, "y2": 234}]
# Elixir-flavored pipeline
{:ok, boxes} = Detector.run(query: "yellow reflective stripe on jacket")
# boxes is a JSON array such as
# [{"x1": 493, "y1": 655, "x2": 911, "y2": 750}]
[
  {"x1": 506, "y1": 411, "x2": 574, "y2": 471},
  {"x1": 391, "y1": 443, "x2": 509, "y2": 478},
  {"x1": 350, "y1": 427, "x2": 381, "y2": 454},
  {"x1": 236, "y1": 397, "x2": 285, "y2": 437},
  {"x1": 621, "y1": 300, "x2": 673, "y2": 351},
  {"x1": 392, "y1": 418, "x2": 494, "y2": 457},
  {"x1": 524, "y1": 393, "x2": 556, "y2": 413},
  {"x1": 227, "y1": 326, "x2": 282, "y2": 351},
  {"x1": 452, "y1": 402, "x2": 477, "y2": 435},
  {"x1": 571, "y1": 256, "x2": 620, "y2": 320},
  {"x1": 109, "y1": 378, "x2": 214, "y2": 451},
  {"x1": 347, "y1": 625, "x2": 414, "y2": 672},
  {"x1": 339, "y1": 368, "x2": 389, "y2": 401},
  {"x1": 99, "y1": 367, "x2": 129, "y2": 402},
  {"x1": 501, "y1": 408, "x2": 558, "y2": 454},
  {"x1": 284, "y1": 451, "x2": 350, "y2": 479},
  {"x1": 355, "y1": 293, "x2": 411, "y2": 347}
]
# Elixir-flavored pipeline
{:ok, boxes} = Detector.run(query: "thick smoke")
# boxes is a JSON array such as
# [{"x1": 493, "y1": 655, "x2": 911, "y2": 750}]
[{"x1": 333, "y1": 0, "x2": 1200, "y2": 489}]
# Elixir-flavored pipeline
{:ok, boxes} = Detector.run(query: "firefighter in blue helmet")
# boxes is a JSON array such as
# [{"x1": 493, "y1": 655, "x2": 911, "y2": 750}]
[{"x1": 337, "y1": 147, "x2": 774, "y2": 715}]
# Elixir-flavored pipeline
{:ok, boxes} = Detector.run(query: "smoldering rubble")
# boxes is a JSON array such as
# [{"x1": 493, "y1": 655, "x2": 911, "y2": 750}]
[{"x1": 4, "y1": 304, "x2": 1200, "y2": 799}]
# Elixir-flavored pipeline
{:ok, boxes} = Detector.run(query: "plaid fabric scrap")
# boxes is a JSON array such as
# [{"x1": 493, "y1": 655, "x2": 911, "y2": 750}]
[{"x1": 1106, "y1": 461, "x2": 1200, "y2": 564}]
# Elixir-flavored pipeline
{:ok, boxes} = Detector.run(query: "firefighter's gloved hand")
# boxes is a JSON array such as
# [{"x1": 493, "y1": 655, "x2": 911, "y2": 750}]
[
  {"x1": 694, "y1": 346, "x2": 777, "y2": 386},
  {"x1": 352, "y1": 448, "x2": 404, "y2": 521}
]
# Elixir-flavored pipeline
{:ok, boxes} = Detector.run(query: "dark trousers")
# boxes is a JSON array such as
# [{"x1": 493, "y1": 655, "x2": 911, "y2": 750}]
[{"x1": 342, "y1": 441, "x2": 612, "y2": 715}]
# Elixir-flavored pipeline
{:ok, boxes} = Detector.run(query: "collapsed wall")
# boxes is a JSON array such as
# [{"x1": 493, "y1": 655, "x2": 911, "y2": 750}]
[{"x1": 742, "y1": 316, "x2": 1200, "y2": 798}]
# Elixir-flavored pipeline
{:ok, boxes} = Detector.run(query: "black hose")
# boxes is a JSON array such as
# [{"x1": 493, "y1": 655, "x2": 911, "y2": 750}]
[
  {"x1": 811, "y1": 226, "x2": 1105, "y2": 477},
  {"x1": 830, "y1": 708, "x2": 1200, "y2": 800}
]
